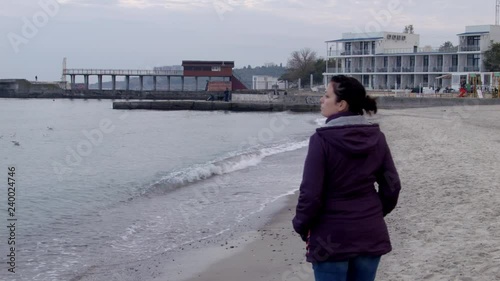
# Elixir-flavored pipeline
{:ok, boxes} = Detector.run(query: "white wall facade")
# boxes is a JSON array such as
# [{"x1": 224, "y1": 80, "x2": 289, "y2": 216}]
[{"x1": 252, "y1": 76, "x2": 285, "y2": 90}]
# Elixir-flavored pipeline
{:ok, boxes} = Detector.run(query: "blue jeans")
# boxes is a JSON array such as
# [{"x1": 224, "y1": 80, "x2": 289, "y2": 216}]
[{"x1": 312, "y1": 255, "x2": 381, "y2": 281}]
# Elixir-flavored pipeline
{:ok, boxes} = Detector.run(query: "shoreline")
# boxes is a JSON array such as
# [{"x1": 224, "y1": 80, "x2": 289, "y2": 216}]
[{"x1": 155, "y1": 192, "x2": 311, "y2": 281}]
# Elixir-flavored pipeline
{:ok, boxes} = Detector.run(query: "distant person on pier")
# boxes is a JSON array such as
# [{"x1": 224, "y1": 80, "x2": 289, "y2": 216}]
[
  {"x1": 293, "y1": 75, "x2": 401, "y2": 281},
  {"x1": 224, "y1": 87, "x2": 230, "y2": 102}
]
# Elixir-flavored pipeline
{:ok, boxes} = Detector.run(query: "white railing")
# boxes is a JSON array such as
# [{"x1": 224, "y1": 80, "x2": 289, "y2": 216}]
[
  {"x1": 325, "y1": 66, "x2": 460, "y2": 74},
  {"x1": 383, "y1": 47, "x2": 458, "y2": 54},
  {"x1": 63, "y1": 69, "x2": 184, "y2": 76},
  {"x1": 328, "y1": 50, "x2": 375, "y2": 56}
]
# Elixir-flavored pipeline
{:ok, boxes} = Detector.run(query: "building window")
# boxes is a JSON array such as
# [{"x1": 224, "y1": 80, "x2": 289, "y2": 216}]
[
  {"x1": 410, "y1": 56, "x2": 415, "y2": 67},
  {"x1": 363, "y1": 75, "x2": 369, "y2": 86},
  {"x1": 467, "y1": 36, "x2": 480, "y2": 46},
  {"x1": 212, "y1": 66, "x2": 221, "y2": 72},
  {"x1": 371, "y1": 41, "x2": 376, "y2": 54},
  {"x1": 396, "y1": 56, "x2": 402, "y2": 67},
  {"x1": 345, "y1": 42, "x2": 351, "y2": 53},
  {"x1": 383, "y1": 56, "x2": 388, "y2": 67},
  {"x1": 467, "y1": 54, "x2": 480, "y2": 66},
  {"x1": 423, "y1": 55, "x2": 429, "y2": 66},
  {"x1": 363, "y1": 42, "x2": 369, "y2": 54},
  {"x1": 437, "y1": 55, "x2": 443, "y2": 66},
  {"x1": 452, "y1": 55, "x2": 458, "y2": 66}
]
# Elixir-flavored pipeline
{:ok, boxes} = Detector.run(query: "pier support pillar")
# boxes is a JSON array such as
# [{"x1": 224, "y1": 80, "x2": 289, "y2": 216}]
[
  {"x1": 140, "y1": 76, "x2": 144, "y2": 91},
  {"x1": 84, "y1": 75, "x2": 89, "y2": 90},
  {"x1": 167, "y1": 76, "x2": 171, "y2": 91},
  {"x1": 71, "y1": 75, "x2": 76, "y2": 90},
  {"x1": 153, "y1": 76, "x2": 157, "y2": 91},
  {"x1": 98, "y1": 75, "x2": 103, "y2": 90},
  {"x1": 181, "y1": 76, "x2": 185, "y2": 91},
  {"x1": 112, "y1": 75, "x2": 116, "y2": 91},
  {"x1": 126, "y1": 76, "x2": 130, "y2": 91}
]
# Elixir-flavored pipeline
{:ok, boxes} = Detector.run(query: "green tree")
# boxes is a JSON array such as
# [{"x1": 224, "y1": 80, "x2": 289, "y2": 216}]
[
  {"x1": 312, "y1": 58, "x2": 326, "y2": 84},
  {"x1": 438, "y1": 41, "x2": 458, "y2": 52},
  {"x1": 483, "y1": 42, "x2": 500, "y2": 72},
  {"x1": 281, "y1": 48, "x2": 317, "y2": 85}
]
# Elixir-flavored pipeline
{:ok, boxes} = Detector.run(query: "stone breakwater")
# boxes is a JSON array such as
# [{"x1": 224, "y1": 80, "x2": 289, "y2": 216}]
[{"x1": 112, "y1": 100, "x2": 319, "y2": 112}]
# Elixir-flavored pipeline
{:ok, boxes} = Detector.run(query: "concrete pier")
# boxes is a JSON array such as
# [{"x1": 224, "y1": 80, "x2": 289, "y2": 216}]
[
  {"x1": 84, "y1": 75, "x2": 89, "y2": 90},
  {"x1": 63, "y1": 68, "x2": 185, "y2": 92},
  {"x1": 98, "y1": 75, "x2": 103, "y2": 90}
]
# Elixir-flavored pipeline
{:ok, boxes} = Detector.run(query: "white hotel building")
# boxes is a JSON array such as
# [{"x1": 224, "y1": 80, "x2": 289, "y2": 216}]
[{"x1": 324, "y1": 25, "x2": 500, "y2": 90}]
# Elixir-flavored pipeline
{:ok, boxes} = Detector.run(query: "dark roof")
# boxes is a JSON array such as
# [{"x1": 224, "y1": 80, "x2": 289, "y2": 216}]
[
  {"x1": 326, "y1": 37, "x2": 384, "y2": 43},
  {"x1": 182, "y1": 61, "x2": 235, "y2": 67},
  {"x1": 457, "y1": 31, "x2": 489, "y2": 36}
]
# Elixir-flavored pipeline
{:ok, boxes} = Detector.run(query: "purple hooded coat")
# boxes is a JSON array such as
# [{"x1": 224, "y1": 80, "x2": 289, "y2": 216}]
[{"x1": 292, "y1": 112, "x2": 401, "y2": 263}]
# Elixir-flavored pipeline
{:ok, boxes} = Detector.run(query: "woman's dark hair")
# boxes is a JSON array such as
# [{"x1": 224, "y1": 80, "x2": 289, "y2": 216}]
[{"x1": 330, "y1": 75, "x2": 377, "y2": 115}]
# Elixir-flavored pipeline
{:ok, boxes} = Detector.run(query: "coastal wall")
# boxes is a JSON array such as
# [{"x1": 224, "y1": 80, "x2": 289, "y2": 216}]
[
  {"x1": 113, "y1": 97, "x2": 500, "y2": 113},
  {"x1": 112, "y1": 100, "x2": 319, "y2": 112},
  {"x1": 377, "y1": 96, "x2": 500, "y2": 108},
  {"x1": 235, "y1": 93, "x2": 500, "y2": 108}
]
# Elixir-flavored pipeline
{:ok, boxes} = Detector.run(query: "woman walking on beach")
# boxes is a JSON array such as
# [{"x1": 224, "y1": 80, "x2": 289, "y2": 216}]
[{"x1": 292, "y1": 75, "x2": 401, "y2": 281}]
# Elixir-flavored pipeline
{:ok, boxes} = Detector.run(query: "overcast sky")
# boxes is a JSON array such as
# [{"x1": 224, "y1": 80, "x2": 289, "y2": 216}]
[{"x1": 0, "y1": 0, "x2": 496, "y2": 81}]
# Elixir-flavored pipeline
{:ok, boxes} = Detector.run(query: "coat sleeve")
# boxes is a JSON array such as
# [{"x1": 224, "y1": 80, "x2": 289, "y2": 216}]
[
  {"x1": 375, "y1": 134, "x2": 401, "y2": 216},
  {"x1": 292, "y1": 134, "x2": 326, "y2": 238}
]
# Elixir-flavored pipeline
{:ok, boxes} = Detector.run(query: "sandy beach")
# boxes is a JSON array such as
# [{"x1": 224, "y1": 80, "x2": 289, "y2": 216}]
[{"x1": 154, "y1": 105, "x2": 500, "y2": 281}]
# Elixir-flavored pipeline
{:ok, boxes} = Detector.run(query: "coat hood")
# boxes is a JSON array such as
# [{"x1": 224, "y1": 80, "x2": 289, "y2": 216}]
[{"x1": 316, "y1": 115, "x2": 382, "y2": 155}]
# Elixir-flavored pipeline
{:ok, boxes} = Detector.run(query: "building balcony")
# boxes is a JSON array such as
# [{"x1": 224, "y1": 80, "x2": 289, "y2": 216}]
[
  {"x1": 326, "y1": 67, "x2": 340, "y2": 73},
  {"x1": 328, "y1": 49, "x2": 376, "y2": 57},
  {"x1": 463, "y1": 66, "x2": 481, "y2": 71},
  {"x1": 325, "y1": 66, "x2": 458, "y2": 74},
  {"x1": 325, "y1": 67, "x2": 375, "y2": 74},
  {"x1": 383, "y1": 47, "x2": 458, "y2": 54},
  {"x1": 459, "y1": 45, "x2": 480, "y2": 52}
]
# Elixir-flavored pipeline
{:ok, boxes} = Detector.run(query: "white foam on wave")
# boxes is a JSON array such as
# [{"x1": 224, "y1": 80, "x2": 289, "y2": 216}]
[
  {"x1": 153, "y1": 140, "x2": 309, "y2": 191},
  {"x1": 236, "y1": 188, "x2": 299, "y2": 224}
]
